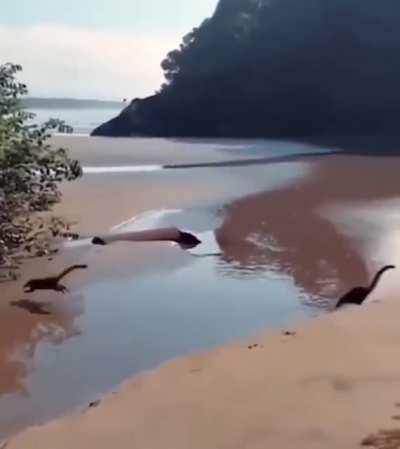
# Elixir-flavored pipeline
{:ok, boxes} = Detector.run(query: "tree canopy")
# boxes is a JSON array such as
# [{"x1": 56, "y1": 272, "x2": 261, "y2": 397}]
[
  {"x1": 0, "y1": 63, "x2": 81, "y2": 278},
  {"x1": 93, "y1": 0, "x2": 400, "y2": 137}
]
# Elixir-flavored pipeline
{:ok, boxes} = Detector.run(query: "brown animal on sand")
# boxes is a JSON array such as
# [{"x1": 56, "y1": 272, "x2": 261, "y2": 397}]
[
  {"x1": 23, "y1": 265, "x2": 88, "y2": 294},
  {"x1": 336, "y1": 265, "x2": 395, "y2": 308}
]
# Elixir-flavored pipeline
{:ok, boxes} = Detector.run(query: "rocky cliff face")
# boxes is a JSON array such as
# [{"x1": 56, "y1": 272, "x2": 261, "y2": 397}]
[{"x1": 92, "y1": 0, "x2": 400, "y2": 138}]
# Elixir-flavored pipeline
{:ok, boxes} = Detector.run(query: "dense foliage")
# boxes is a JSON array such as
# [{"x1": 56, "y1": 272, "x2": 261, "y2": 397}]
[
  {"x1": 0, "y1": 63, "x2": 81, "y2": 278},
  {"x1": 94, "y1": 0, "x2": 400, "y2": 137}
]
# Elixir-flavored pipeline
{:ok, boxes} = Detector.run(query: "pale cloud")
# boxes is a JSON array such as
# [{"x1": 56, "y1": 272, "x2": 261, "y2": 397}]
[{"x1": 0, "y1": 24, "x2": 181, "y2": 99}]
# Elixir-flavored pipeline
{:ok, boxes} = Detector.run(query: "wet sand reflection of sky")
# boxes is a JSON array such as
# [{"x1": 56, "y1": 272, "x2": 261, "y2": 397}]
[{"x1": 1, "y1": 154, "x2": 400, "y2": 440}]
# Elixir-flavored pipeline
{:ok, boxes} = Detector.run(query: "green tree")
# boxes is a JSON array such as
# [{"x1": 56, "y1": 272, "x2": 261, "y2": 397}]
[{"x1": 0, "y1": 63, "x2": 82, "y2": 278}]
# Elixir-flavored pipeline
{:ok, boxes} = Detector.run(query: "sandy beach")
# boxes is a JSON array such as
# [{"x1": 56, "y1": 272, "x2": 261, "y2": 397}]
[
  {"x1": 2, "y1": 136, "x2": 400, "y2": 448},
  {"x1": 8, "y1": 301, "x2": 400, "y2": 449}
]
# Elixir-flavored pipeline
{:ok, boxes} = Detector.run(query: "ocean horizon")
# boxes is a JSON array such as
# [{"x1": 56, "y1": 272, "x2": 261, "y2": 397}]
[{"x1": 26, "y1": 98, "x2": 124, "y2": 134}]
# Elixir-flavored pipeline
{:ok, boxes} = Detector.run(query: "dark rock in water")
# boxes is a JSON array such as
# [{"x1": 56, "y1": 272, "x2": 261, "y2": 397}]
[{"x1": 92, "y1": 0, "x2": 400, "y2": 140}]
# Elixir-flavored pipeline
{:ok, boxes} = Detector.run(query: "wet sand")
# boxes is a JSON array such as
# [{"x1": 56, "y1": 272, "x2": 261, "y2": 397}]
[
  {"x1": 0, "y1": 137, "x2": 312, "y2": 439},
  {"x1": 217, "y1": 155, "x2": 400, "y2": 305},
  {"x1": 2, "y1": 137, "x2": 400, "y2": 447},
  {"x1": 8, "y1": 301, "x2": 400, "y2": 449},
  {"x1": 57, "y1": 135, "x2": 327, "y2": 167}
]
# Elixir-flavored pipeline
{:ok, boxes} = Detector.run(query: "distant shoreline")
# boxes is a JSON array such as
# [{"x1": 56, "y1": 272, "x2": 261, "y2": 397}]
[{"x1": 22, "y1": 97, "x2": 125, "y2": 110}]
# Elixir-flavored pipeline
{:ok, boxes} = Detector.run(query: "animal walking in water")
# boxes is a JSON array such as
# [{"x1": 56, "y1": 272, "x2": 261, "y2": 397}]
[
  {"x1": 336, "y1": 265, "x2": 395, "y2": 308},
  {"x1": 23, "y1": 265, "x2": 88, "y2": 293}
]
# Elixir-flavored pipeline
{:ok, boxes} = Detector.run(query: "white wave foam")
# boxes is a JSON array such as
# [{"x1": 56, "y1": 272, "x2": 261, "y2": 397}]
[
  {"x1": 53, "y1": 132, "x2": 91, "y2": 137},
  {"x1": 63, "y1": 237, "x2": 92, "y2": 248},
  {"x1": 112, "y1": 209, "x2": 183, "y2": 231},
  {"x1": 83, "y1": 165, "x2": 163, "y2": 174}
]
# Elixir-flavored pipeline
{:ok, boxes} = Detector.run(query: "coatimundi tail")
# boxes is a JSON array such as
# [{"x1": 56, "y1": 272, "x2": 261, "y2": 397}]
[
  {"x1": 23, "y1": 265, "x2": 88, "y2": 293},
  {"x1": 336, "y1": 265, "x2": 395, "y2": 308}
]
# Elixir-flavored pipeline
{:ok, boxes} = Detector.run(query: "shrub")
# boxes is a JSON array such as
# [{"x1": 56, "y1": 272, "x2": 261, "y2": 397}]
[{"x1": 0, "y1": 63, "x2": 82, "y2": 279}]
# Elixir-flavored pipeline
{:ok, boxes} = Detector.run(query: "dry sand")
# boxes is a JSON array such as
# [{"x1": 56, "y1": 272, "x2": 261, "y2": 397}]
[{"x1": 4, "y1": 147, "x2": 400, "y2": 448}]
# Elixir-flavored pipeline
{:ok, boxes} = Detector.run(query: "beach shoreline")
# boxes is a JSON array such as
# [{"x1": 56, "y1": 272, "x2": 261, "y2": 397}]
[
  {"x1": 6, "y1": 296, "x2": 400, "y2": 449},
  {"x1": 0, "y1": 137, "x2": 314, "y2": 440},
  {"x1": 2, "y1": 137, "x2": 400, "y2": 447}
]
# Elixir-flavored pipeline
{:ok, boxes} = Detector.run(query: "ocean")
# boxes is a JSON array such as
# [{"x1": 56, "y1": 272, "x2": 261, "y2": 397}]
[{"x1": 26, "y1": 99, "x2": 124, "y2": 134}]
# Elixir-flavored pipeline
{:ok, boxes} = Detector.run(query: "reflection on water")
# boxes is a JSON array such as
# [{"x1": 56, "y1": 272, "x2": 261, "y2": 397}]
[
  {"x1": 10, "y1": 300, "x2": 52, "y2": 316},
  {"x1": 30, "y1": 107, "x2": 123, "y2": 134},
  {"x1": 83, "y1": 165, "x2": 163, "y2": 174},
  {"x1": 323, "y1": 199, "x2": 400, "y2": 301},
  {"x1": 0, "y1": 295, "x2": 82, "y2": 397},
  {"x1": 0, "y1": 293, "x2": 83, "y2": 436},
  {"x1": 1, "y1": 154, "x2": 400, "y2": 440},
  {"x1": 216, "y1": 156, "x2": 400, "y2": 310},
  {"x1": 0, "y1": 205, "x2": 312, "y2": 440},
  {"x1": 0, "y1": 241, "x2": 312, "y2": 441},
  {"x1": 215, "y1": 189, "x2": 354, "y2": 310}
]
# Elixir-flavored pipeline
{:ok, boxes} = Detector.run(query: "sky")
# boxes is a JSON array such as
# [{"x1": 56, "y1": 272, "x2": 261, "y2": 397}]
[{"x1": 0, "y1": 0, "x2": 218, "y2": 99}]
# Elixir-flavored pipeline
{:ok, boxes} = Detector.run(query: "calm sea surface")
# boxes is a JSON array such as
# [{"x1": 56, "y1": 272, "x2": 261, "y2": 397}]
[{"x1": 29, "y1": 104, "x2": 123, "y2": 134}]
